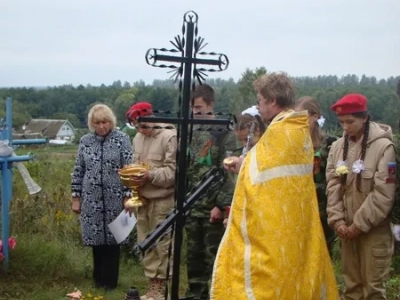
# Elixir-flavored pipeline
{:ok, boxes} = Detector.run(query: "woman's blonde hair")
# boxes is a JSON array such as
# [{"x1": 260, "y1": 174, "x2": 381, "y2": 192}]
[
  {"x1": 87, "y1": 104, "x2": 117, "y2": 132},
  {"x1": 295, "y1": 96, "x2": 324, "y2": 150}
]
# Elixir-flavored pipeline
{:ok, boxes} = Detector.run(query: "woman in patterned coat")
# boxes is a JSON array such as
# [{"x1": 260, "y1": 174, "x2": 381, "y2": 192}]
[{"x1": 71, "y1": 104, "x2": 133, "y2": 290}]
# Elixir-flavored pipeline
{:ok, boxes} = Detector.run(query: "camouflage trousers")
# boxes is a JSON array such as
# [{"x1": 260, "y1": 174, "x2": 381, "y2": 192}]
[
  {"x1": 316, "y1": 186, "x2": 336, "y2": 257},
  {"x1": 185, "y1": 217, "x2": 224, "y2": 300},
  {"x1": 321, "y1": 212, "x2": 336, "y2": 258}
]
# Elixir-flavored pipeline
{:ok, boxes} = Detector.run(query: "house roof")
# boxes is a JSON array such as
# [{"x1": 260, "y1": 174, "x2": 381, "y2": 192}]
[
  {"x1": 12, "y1": 132, "x2": 44, "y2": 139},
  {"x1": 15, "y1": 119, "x2": 75, "y2": 138}
]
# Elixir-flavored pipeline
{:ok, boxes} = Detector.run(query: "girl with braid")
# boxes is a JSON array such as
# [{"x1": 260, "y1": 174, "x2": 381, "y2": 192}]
[{"x1": 326, "y1": 94, "x2": 396, "y2": 299}]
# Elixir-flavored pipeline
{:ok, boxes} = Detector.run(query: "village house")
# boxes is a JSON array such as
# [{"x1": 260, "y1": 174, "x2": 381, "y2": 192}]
[{"x1": 13, "y1": 119, "x2": 77, "y2": 143}]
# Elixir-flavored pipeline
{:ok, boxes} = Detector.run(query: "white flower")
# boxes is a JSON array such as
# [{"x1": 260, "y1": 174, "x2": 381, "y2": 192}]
[
  {"x1": 317, "y1": 115, "x2": 326, "y2": 127},
  {"x1": 352, "y1": 159, "x2": 365, "y2": 174},
  {"x1": 336, "y1": 160, "x2": 347, "y2": 168},
  {"x1": 241, "y1": 106, "x2": 259, "y2": 116}
]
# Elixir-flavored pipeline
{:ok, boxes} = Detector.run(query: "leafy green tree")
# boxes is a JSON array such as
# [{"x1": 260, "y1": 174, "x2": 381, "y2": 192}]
[
  {"x1": 51, "y1": 112, "x2": 81, "y2": 128},
  {"x1": 231, "y1": 67, "x2": 267, "y2": 114},
  {"x1": 113, "y1": 88, "x2": 138, "y2": 125},
  {"x1": 0, "y1": 72, "x2": 399, "y2": 133}
]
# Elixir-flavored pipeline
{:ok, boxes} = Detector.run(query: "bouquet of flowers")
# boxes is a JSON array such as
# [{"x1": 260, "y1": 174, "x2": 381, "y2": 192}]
[
  {"x1": 335, "y1": 160, "x2": 349, "y2": 176},
  {"x1": 335, "y1": 160, "x2": 349, "y2": 186},
  {"x1": 0, "y1": 237, "x2": 17, "y2": 261}
]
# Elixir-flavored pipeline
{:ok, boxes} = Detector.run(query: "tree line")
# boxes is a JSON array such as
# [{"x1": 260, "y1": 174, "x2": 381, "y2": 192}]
[{"x1": 0, "y1": 67, "x2": 399, "y2": 134}]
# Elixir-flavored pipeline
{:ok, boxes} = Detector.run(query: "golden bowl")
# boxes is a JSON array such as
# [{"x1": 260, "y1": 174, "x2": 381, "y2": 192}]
[
  {"x1": 120, "y1": 177, "x2": 135, "y2": 187},
  {"x1": 119, "y1": 164, "x2": 149, "y2": 207},
  {"x1": 119, "y1": 164, "x2": 148, "y2": 177}
]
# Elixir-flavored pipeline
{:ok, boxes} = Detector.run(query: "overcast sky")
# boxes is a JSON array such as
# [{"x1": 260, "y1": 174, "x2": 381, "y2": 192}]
[{"x1": 0, "y1": 0, "x2": 399, "y2": 87}]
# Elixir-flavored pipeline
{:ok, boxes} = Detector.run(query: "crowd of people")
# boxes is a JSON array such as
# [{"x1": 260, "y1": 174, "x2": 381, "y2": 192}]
[{"x1": 71, "y1": 72, "x2": 399, "y2": 300}]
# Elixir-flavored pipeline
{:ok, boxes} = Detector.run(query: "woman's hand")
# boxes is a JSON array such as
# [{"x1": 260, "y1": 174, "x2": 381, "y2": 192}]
[
  {"x1": 123, "y1": 197, "x2": 134, "y2": 216},
  {"x1": 71, "y1": 197, "x2": 81, "y2": 214}
]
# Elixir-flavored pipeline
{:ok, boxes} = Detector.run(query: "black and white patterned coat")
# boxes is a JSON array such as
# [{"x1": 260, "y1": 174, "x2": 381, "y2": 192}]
[{"x1": 71, "y1": 130, "x2": 133, "y2": 246}]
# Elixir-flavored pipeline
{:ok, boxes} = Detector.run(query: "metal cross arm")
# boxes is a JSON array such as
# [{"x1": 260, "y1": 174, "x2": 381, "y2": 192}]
[
  {"x1": 136, "y1": 167, "x2": 224, "y2": 255},
  {"x1": 0, "y1": 154, "x2": 32, "y2": 163},
  {"x1": 146, "y1": 50, "x2": 228, "y2": 69},
  {"x1": 12, "y1": 139, "x2": 48, "y2": 145},
  {"x1": 137, "y1": 116, "x2": 233, "y2": 127}
]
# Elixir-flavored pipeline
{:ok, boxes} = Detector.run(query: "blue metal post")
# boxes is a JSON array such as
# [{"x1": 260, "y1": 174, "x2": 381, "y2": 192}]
[
  {"x1": 12, "y1": 139, "x2": 48, "y2": 145},
  {"x1": 1, "y1": 97, "x2": 13, "y2": 270},
  {"x1": 0, "y1": 97, "x2": 47, "y2": 270}
]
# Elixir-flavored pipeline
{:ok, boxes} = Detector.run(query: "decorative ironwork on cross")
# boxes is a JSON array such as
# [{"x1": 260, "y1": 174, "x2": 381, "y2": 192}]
[
  {"x1": 145, "y1": 11, "x2": 229, "y2": 85},
  {"x1": 137, "y1": 10, "x2": 232, "y2": 300}
]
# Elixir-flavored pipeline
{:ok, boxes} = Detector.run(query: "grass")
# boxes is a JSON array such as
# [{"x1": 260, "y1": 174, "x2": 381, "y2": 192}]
[
  {"x1": 0, "y1": 234, "x2": 156, "y2": 300},
  {"x1": 15, "y1": 144, "x2": 78, "y2": 160},
  {"x1": 1, "y1": 145, "x2": 400, "y2": 299},
  {"x1": 0, "y1": 148, "x2": 187, "y2": 299},
  {"x1": 0, "y1": 234, "x2": 188, "y2": 300}
]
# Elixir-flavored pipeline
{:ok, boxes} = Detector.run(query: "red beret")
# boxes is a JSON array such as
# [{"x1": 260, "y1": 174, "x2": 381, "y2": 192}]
[
  {"x1": 126, "y1": 102, "x2": 153, "y2": 120},
  {"x1": 331, "y1": 94, "x2": 368, "y2": 115}
]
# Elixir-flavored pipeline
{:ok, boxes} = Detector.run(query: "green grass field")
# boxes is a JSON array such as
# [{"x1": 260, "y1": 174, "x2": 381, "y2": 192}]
[
  {"x1": 1, "y1": 145, "x2": 400, "y2": 299},
  {"x1": 0, "y1": 145, "x2": 187, "y2": 300}
]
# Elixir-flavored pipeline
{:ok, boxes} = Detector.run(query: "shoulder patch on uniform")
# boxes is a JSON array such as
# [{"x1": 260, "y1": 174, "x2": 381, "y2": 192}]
[{"x1": 386, "y1": 162, "x2": 397, "y2": 184}]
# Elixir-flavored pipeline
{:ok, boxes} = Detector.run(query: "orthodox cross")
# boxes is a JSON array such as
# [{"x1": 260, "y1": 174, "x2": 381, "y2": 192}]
[
  {"x1": 0, "y1": 97, "x2": 47, "y2": 270},
  {"x1": 138, "y1": 11, "x2": 231, "y2": 300}
]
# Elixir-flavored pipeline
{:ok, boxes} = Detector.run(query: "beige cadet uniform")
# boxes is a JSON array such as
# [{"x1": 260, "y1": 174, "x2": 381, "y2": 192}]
[
  {"x1": 133, "y1": 123, "x2": 177, "y2": 299},
  {"x1": 326, "y1": 122, "x2": 396, "y2": 300}
]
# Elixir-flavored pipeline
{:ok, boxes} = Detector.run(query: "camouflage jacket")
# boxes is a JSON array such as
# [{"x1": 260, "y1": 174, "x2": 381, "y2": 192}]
[
  {"x1": 315, "y1": 135, "x2": 338, "y2": 217},
  {"x1": 187, "y1": 125, "x2": 238, "y2": 218},
  {"x1": 226, "y1": 147, "x2": 245, "y2": 187}
]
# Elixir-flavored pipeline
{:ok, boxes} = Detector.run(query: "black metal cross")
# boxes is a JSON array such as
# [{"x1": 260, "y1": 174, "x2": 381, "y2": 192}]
[{"x1": 138, "y1": 11, "x2": 231, "y2": 300}]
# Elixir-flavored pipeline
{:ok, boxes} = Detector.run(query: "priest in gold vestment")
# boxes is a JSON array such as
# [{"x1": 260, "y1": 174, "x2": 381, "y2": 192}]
[{"x1": 210, "y1": 73, "x2": 339, "y2": 300}]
